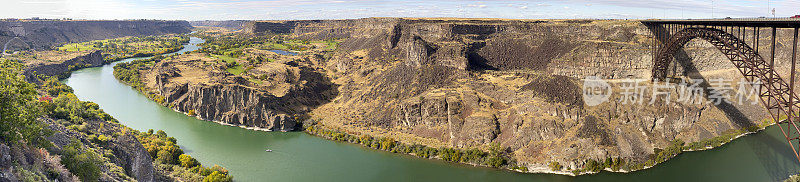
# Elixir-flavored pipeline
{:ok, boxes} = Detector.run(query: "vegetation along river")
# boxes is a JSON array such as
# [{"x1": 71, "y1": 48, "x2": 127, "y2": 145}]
[{"x1": 63, "y1": 37, "x2": 800, "y2": 182}]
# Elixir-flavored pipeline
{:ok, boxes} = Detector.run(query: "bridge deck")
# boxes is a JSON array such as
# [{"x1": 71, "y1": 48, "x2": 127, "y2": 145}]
[{"x1": 642, "y1": 18, "x2": 800, "y2": 28}]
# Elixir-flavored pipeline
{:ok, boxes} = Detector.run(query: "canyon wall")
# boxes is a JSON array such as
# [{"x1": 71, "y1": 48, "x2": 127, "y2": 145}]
[
  {"x1": 0, "y1": 20, "x2": 192, "y2": 51},
  {"x1": 22, "y1": 50, "x2": 104, "y2": 82},
  {"x1": 191, "y1": 20, "x2": 248, "y2": 30},
  {"x1": 147, "y1": 54, "x2": 337, "y2": 132},
  {"x1": 222, "y1": 18, "x2": 793, "y2": 170},
  {"x1": 42, "y1": 117, "x2": 156, "y2": 181},
  {"x1": 1, "y1": 20, "x2": 192, "y2": 181}
]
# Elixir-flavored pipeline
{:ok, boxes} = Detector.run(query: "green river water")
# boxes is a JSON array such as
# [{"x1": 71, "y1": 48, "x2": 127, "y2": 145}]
[{"x1": 63, "y1": 37, "x2": 800, "y2": 182}]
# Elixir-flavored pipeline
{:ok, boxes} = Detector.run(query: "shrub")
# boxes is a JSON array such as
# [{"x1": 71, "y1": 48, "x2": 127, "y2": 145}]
[
  {"x1": 484, "y1": 143, "x2": 507, "y2": 167},
  {"x1": 0, "y1": 59, "x2": 50, "y2": 146},
  {"x1": 45, "y1": 92, "x2": 115, "y2": 124},
  {"x1": 511, "y1": 165, "x2": 529, "y2": 172},
  {"x1": 305, "y1": 123, "x2": 513, "y2": 169},
  {"x1": 60, "y1": 141, "x2": 102, "y2": 182},
  {"x1": 156, "y1": 145, "x2": 182, "y2": 164},
  {"x1": 549, "y1": 161, "x2": 563, "y2": 171},
  {"x1": 584, "y1": 159, "x2": 603, "y2": 172},
  {"x1": 137, "y1": 130, "x2": 232, "y2": 181},
  {"x1": 179, "y1": 154, "x2": 199, "y2": 168},
  {"x1": 462, "y1": 148, "x2": 487, "y2": 163},
  {"x1": 89, "y1": 134, "x2": 111, "y2": 145},
  {"x1": 157, "y1": 130, "x2": 168, "y2": 138},
  {"x1": 203, "y1": 171, "x2": 232, "y2": 182},
  {"x1": 609, "y1": 157, "x2": 624, "y2": 171},
  {"x1": 485, "y1": 156, "x2": 506, "y2": 168},
  {"x1": 439, "y1": 148, "x2": 463, "y2": 162},
  {"x1": 654, "y1": 139, "x2": 685, "y2": 164}
]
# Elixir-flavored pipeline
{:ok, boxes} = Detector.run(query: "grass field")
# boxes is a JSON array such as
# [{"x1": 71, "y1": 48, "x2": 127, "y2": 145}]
[
  {"x1": 56, "y1": 35, "x2": 188, "y2": 60},
  {"x1": 212, "y1": 54, "x2": 245, "y2": 75}
]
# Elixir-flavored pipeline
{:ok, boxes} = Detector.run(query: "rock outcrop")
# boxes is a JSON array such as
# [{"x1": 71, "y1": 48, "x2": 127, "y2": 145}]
[
  {"x1": 42, "y1": 117, "x2": 156, "y2": 181},
  {"x1": 22, "y1": 50, "x2": 103, "y2": 82},
  {"x1": 163, "y1": 83, "x2": 301, "y2": 131},
  {"x1": 244, "y1": 18, "x2": 787, "y2": 168},
  {"x1": 0, "y1": 20, "x2": 192, "y2": 51},
  {"x1": 142, "y1": 53, "x2": 337, "y2": 132},
  {"x1": 160, "y1": 18, "x2": 794, "y2": 171},
  {"x1": 191, "y1": 20, "x2": 248, "y2": 30}
]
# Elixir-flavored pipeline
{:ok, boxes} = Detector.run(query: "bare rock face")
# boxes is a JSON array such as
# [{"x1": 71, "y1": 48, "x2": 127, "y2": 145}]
[
  {"x1": 163, "y1": 83, "x2": 299, "y2": 131},
  {"x1": 0, "y1": 20, "x2": 192, "y2": 51},
  {"x1": 42, "y1": 117, "x2": 155, "y2": 181},
  {"x1": 215, "y1": 18, "x2": 783, "y2": 169},
  {"x1": 112, "y1": 133, "x2": 155, "y2": 181},
  {"x1": 149, "y1": 55, "x2": 338, "y2": 132},
  {"x1": 23, "y1": 50, "x2": 103, "y2": 82},
  {"x1": 190, "y1": 20, "x2": 248, "y2": 30}
]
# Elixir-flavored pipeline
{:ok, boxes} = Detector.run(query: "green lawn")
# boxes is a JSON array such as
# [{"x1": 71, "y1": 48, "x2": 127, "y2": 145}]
[
  {"x1": 212, "y1": 54, "x2": 245, "y2": 75},
  {"x1": 212, "y1": 54, "x2": 237, "y2": 63},
  {"x1": 58, "y1": 43, "x2": 96, "y2": 52},
  {"x1": 311, "y1": 40, "x2": 339, "y2": 50},
  {"x1": 263, "y1": 43, "x2": 288, "y2": 50},
  {"x1": 56, "y1": 35, "x2": 186, "y2": 55},
  {"x1": 226, "y1": 65, "x2": 245, "y2": 75}
]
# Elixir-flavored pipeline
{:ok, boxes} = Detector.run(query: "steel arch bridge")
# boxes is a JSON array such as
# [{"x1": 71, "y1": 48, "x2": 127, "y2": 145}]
[{"x1": 643, "y1": 19, "x2": 800, "y2": 163}]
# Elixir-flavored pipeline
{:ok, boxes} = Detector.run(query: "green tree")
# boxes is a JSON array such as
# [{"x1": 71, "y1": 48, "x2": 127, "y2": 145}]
[
  {"x1": 203, "y1": 171, "x2": 232, "y2": 182},
  {"x1": 549, "y1": 161, "x2": 563, "y2": 171},
  {"x1": 156, "y1": 130, "x2": 168, "y2": 138},
  {"x1": 42, "y1": 76, "x2": 73, "y2": 96},
  {"x1": 179, "y1": 154, "x2": 199, "y2": 168},
  {"x1": 61, "y1": 141, "x2": 102, "y2": 182},
  {"x1": 485, "y1": 143, "x2": 507, "y2": 167},
  {"x1": 585, "y1": 159, "x2": 603, "y2": 172},
  {"x1": 0, "y1": 59, "x2": 50, "y2": 146},
  {"x1": 156, "y1": 145, "x2": 183, "y2": 164}
]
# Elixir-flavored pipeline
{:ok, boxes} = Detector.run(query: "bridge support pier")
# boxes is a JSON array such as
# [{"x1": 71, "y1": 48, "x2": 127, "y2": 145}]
[{"x1": 643, "y1": 19, "x2": 800, "y2": 163}]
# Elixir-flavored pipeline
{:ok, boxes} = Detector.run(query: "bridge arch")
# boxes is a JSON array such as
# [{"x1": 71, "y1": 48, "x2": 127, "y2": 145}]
[
  {"x1": 653, "y1": 28, "x2": 757, "y2": 80},
  {"x1": 653, "y1": 27, "x2": 800, "y2": 158}
]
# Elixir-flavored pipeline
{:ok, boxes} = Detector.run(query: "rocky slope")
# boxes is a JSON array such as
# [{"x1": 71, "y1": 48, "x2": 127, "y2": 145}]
[
  {"x1": 21, "y1": 50, "x2": 103, "y2": 82},
  {"x1": 190, "y1": 20, "x2": 248, "y2": 30},
  {"x1": 134, "y1": 50, "x2": 336, "y2": 131},
  {"x1": 145, "y1": 18, "x2": 798, "y2": 173},
  {"x1": 0, "y1": 21, "x2": 199, "y2": 181},
  {"x1": 41, "y1": 116, "x2": 156, "y2": 181},
  {"x1": 0, "y1": 20, "x2": 192, "y2": 51}
]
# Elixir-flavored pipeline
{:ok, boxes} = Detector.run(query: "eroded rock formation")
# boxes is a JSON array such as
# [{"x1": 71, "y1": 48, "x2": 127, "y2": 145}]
[
  {"x1": 22, "y1": 50, "x2": 103, "y2": 82},
  {"x1": 0, "y1": 20, "x2": 192, "y2": 51},
  {"x1": 153, "y1": 18, "x2": 797, "y2": 171}
]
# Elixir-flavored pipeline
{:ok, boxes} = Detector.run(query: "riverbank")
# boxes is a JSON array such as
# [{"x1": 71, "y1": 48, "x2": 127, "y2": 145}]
[
  {"x1": 2, "y1": 34, "x2": 234, "y2": 181},
  {"x1": 63, "y1": 36, "x2": 800, "y2": 181},
  {"x1": 7, "y1": 34, "x2": 189, "y2": 83},
  {"x1": 109, "y1": 21, "x2": 800, "y2": 177}
]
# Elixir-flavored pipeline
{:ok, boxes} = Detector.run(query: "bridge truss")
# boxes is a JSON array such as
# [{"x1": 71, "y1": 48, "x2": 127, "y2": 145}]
[{"x1": 643, "y1": 19, "x2": 800, "y2": 163}]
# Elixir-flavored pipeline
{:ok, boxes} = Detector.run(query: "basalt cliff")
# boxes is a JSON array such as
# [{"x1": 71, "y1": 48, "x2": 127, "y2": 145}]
[
  {"x1": 146, "y1": 18, "x2": 800, "y2": 172},
  {"x1": 0, "y1": 20, "x2": 192, "y2": 51},
  {"x1": 1, "y1": 20, "x2": 194, "y2": 181}
]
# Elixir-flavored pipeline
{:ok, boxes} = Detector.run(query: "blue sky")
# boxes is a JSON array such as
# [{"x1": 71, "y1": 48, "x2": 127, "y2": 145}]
[{"x1": 2, "y1": 0, "x2": 799, "y2": 20}]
